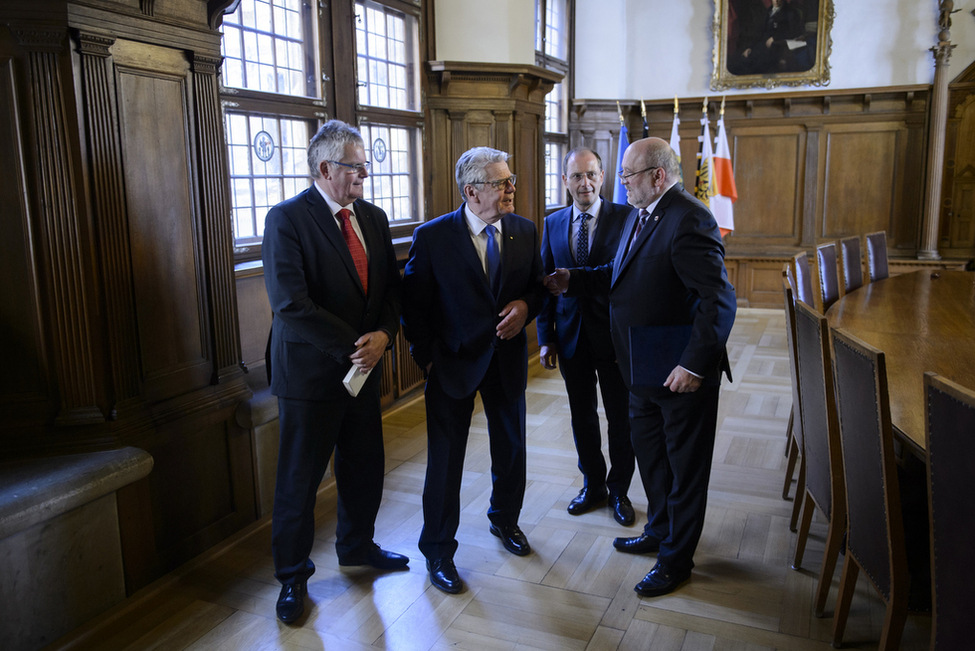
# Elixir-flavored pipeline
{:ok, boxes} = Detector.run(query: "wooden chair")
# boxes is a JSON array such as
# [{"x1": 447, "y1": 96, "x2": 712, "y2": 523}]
[
  {"x1": 791, "y1": 251, "x2": 816, "y2": 308},
  {"x1": 781, "y1": 271, "x2": 804, "y2": 533},
  {"x1": 816, "y1": 242, "x2": 840, "y2": 310},
  {"x1": 924, "y1": 372, "x2": 975, "y2": 651},
  {"x1": 829, "y1": 328, "x2": 909, "y2": 650},
  {"x1": 865, "y1": 230, "x2": 889, "y2": 283},
  {"x1": 791, "y1": 300, "x2": 846, "y2": 617},
  {"x1": 839, "y1": 235, "x2": 863, "y2": 293}
]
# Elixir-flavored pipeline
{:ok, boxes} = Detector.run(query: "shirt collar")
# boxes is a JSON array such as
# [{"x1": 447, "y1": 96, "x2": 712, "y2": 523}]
[
  {"x1": 314, "y1": 181, "x2": 354, "y2": 218},
  {"x1": 643, "y1": 180, "x2": 678, "y2": 218},
  {"x1": 464, "y1": 203, "x2": 502, "y2": 236},
  {"x1": 573, "y1": 196, "x2": 602, "y2": 222}
]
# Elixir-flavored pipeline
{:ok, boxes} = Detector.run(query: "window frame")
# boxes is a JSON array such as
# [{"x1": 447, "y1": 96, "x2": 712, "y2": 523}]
[
  {"x1": 535, "y1": 0, "x2": 574, "y2": 213},
  {"x1": 218, "y1": 0, "x2": 427, "y2": 263}
]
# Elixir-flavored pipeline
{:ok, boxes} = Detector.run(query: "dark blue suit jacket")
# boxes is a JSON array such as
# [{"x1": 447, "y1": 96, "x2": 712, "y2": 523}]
[
  {"x1": 263, "y1": 186, "x2": 401, "y2": 400},
  {"x1": 571, "y1": 184, "x2": 736, "y2": 395},
  {"x1": 402, "y1": 205, "x2": 545, "y2": 400},
  {"x1": 537, "y1": 198, "x2": 630, "y2": 360}
]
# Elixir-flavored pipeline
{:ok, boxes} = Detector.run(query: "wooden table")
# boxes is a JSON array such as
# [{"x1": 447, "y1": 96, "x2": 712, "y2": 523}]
[{"x1": 826, "y1": 270, "x2": 975, "y2": 454}]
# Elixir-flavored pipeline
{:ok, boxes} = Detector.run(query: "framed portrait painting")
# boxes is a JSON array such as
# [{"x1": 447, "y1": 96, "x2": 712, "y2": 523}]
[{"x1": 711, "y1": 0, "x2": 834, "y2": 91}]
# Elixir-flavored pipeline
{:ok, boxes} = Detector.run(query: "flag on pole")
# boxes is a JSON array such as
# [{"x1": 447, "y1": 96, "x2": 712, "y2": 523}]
[
  {"x1": 695, "y1": 97, "x2": 714, "y2": 210},
  {"x1": 640, "y1": 99, "x2": 649, "y2": 139},
  {"x1": 613, "y1": 102, "x2": 629, "y2": 205},
  {"x1": 712, "y1": 97, "x2": 737, "y2": 238},
  {"x1": 669, "y1": 96, "x2": 682, "y2": 185}
]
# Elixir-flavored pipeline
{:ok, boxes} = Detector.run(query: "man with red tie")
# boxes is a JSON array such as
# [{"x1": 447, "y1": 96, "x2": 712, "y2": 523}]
[{"x1": 263, "y1": 120, "x2": 407, "y2": 624}]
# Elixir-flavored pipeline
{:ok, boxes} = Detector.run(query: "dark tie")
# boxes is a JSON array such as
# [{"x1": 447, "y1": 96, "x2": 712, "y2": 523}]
[
  {"x1": 625, "y1": 209, "x2": 650, "y2": 257},
  {"x1": 576, "y1": 213, "x2": 591, "y2": 266},
  {"x1": 337, "y1": 208, "x2": 368, "y2": 293},
  {"x1": 485, "y1": 224, "x2": 501, "y2": 295}
]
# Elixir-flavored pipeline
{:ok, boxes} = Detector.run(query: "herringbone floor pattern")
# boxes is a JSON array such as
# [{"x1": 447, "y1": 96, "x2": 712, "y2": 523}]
[{"x1": 49, "y1": 309, "x2": 931, "y2": 650}]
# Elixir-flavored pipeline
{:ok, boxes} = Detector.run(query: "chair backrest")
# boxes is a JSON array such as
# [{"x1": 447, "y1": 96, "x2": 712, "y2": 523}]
[
  {"x1": 831, "y1": 328, "x2": 906, "y2": 603},
  {"x1": 924, "y1": 372, "x2": 975, "y2": 651},
  {"x1": 865, "y1": 231, "x2": 889, "y2": 282},
  {"x1": 782, "y1": 272, "x2": 803, "y2": 450},
  {"x1": 793, "y1": 300, "x2": 845, "y2": 521},
  {"x1": 839, "y1": 236, "x2": 863, "y2": 293},
  {"x1": 816, "y1": 242, "x2": 840, "y2": 310},
  {"x1": 792, "y1": 251, "x2": 816, "y2": 308}
]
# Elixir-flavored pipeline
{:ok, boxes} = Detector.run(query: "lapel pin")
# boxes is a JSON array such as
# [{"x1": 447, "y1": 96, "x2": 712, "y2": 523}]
[{"x1": 654, "y1": 215, "x2": 659, "y2": 222}]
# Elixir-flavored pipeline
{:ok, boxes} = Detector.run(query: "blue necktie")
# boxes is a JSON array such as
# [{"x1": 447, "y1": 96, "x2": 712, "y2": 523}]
[
  {"x1": 576, "y1": 213, "x2": 591, "y2": 266},
  {"x1": 486, "y1": 224, "x2": 501, "y2": 295}
]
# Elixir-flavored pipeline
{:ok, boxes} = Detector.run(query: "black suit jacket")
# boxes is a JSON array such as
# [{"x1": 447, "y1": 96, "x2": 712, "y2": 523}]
[
  {"x1": 402, "y1": 205, "x2": 545, "y2": 400},
  {"x1": 263, "y1": 186, "x2": 401, "y2": 400},
  {"x1": 571, "y1": 184, "x2": 736, "y2": 395},
  {"x1": 537, "y1": 198, "x2": 630, "y2": 360}
]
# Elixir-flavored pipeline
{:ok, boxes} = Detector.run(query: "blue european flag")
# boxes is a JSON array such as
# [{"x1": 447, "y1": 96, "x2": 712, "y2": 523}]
[{"x1": 613, "y1": 124, "x2": 629, "y2": 205}]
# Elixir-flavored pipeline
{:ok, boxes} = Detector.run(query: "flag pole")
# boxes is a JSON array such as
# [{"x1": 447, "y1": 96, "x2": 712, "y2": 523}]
[{"x1": 616, "y1": 100, "x2": 624, "y2": 126}]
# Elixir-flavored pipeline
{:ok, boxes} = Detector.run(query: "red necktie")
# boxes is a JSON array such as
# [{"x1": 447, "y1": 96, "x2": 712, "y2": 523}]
[{"x1": 337, "y1": 209, "x2": 368, "y2": 293}]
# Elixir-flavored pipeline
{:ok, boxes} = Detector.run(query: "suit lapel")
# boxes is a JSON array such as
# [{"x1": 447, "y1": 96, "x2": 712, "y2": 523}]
[
  {"x1": 590, "y1": 201, "x2": 626, "y2": 261},
  {"x1": 450, "y1": 206, "x2": 492, "y2": 293},
  {"x1": 613, "y1": 185, "x2": 681, "y2": 285},
  {"x1": 306, "y1": 188, "x2": 365, "y2": 295},
  {"x1": 551, "y1": 207, "x2": 573, "y2": 266}
]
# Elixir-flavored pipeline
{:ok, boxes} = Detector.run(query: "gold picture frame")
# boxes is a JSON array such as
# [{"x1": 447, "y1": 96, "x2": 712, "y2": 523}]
[{"x1": 710, "y1": 0, "x2": 834, "y2": 91}]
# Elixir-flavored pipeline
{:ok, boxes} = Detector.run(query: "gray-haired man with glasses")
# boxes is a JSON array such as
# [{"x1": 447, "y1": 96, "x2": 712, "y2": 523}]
[
  {"x1": 402, "y1": 146, "x2": 546, "y2": 595},
  {"x1": 263, "y1": 119, "x2": 407, "y2": 624}
]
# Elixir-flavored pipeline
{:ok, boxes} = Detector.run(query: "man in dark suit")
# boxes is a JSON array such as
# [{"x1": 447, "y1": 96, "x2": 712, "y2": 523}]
[
  {"x1": 546, "y1": 137, "x2": 736, "y2": 597},
  {"x1": 402, "y1": 146, "x2": 546, "y2": 594},
  {"x1": 263, "y1": 120, "x2": 408, "y2": 624},
  {"x1": 537, "y1": 147, "x2": 636, "y2": 525}
]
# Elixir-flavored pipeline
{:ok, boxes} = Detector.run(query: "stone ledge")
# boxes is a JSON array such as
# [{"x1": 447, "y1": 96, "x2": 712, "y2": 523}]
[{"x1": 0, "y1": 447, "x2": 153, "y2": 540}]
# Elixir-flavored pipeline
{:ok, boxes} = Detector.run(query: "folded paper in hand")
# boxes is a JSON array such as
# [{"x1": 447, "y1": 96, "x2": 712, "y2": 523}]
[{"x1": 343, "y1": 364, "x2": 373, "y2": 397}]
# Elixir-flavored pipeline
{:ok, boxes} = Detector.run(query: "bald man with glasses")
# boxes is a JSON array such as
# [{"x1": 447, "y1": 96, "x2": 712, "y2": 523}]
[{"x1": 402, "y1": 146, "x2": 546, "y2": 595}]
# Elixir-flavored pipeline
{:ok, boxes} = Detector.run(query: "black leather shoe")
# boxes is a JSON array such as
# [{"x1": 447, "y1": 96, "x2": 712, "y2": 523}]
[
  {"x1": 489, "y1": 523, "x2": 531, "y2": 556},
  {"x1": 427, "y1": 558, "x2": 463, "y2": 594},
  {"x1": 610, "y1": 494, "x2": 636, "y2": 526},
  {"x1": 613, "y1": 532, "x2": 659, "y2": 554},
  {"x1": 275, "y1": 582, "x2": 306, "y2": 623},
  {"x1": 567, "y1": 486, "x2": 609, "y2": 515},
  {"x1": 338, "y1": 543, "x2": 410, "y2": 570},
  {"x1": 634, "y1": 561, "x2": 692, "y2": 597}
]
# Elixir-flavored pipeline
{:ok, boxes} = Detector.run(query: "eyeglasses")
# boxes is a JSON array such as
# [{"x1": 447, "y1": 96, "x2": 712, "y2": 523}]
[
  {"x1": 329, "y1": 160, "x2": 371, "y2": 173},
  {"x1": 617, "y1": 166, "x2": 660, "y2": 181},
  {"x1": 470, "y1": 175, "x2": 517, "y2": 190},
  {"x1": 567, "y1": 171, "x2": 601, "y2": 182}
]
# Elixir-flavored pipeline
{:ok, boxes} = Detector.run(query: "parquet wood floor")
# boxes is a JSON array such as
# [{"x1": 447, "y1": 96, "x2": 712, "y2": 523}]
[{"x1": 47, "y1": 309, "x2": 931, "y2": 651}]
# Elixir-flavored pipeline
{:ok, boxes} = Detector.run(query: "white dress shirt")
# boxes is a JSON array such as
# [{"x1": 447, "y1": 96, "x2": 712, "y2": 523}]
[{"x1": 464, "y1": 204, "x2": 503, "y2": 277}]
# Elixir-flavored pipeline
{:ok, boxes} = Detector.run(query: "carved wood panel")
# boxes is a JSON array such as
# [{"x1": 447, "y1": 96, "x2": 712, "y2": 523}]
[
  {"x1": 822, "y1": 124, "x2": 901, "y2": 239},
  {"x1": 732, "y1": 127, "x2": 805, "y2": 242},
  {"x1": 113, "y1": 41, "x2": 212, "y2": 401}
]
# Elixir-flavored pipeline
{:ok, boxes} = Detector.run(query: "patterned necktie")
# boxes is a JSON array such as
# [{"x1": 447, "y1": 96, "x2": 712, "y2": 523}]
[
  {"x1": 485, "y1": 224, "x2": 501, "y2": 295},
  {"x1": 576, "y1": 213, "x2": 591, "y2": 266},
  {"x1": 626, "y1": 209, "x2": 650, "y2": 257},
  {"x1": 337, "y1": 209, "x2": 368, "y2": 294}
]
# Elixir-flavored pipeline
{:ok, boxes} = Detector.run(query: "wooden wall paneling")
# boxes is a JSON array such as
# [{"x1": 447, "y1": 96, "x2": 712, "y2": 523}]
[
  {"x1": 802, "y1": 125, "x2": 822, "y2": 248},
  {"x1": 76, "y1": 29, "x2": 142, "y2": 411},
  {"x1": 0, "y1": 52, "x2": 51, "y2": 430},
  {"x1": 944, "y1": 83, "x2": 975, "y2": 254},
  {"x1": 730, "y1": 125, "x2": 806, "y2": 245},
  {"x1": 822, "y1": 123, "x2": 899, "y2": 240},
  {"x1": 190, "y1": 51, "x2": 244, "y2": 385},
  {"x1": 12, "y1": 25, "x2": 105, "y2": 426},
  {"x1": 112, "y1": 39, "x2": 213, "y2": 402}
]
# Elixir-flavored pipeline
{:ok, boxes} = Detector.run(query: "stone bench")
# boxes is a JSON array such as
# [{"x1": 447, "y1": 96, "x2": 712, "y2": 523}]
[{"x1": 0, "y1": 447, "x2": 153, "y2": 651}]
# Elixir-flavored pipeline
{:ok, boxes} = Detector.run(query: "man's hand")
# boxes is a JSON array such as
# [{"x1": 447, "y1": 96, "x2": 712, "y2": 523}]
[
  {"x1": 664, "y1": 366, "x2": 702, "y2": 393},
  {"x1": 350, "y1": 330, "x2": 390, "y2": 372},
  {"x1": 497, "y1": 300, "x2": 529, "y2": 340},
  {"x1": 540, "y1": 344, "x2": 558, "y2": 370},
  {"x1": 544, "y1": 269, "x2": 570, "y2": 295}
]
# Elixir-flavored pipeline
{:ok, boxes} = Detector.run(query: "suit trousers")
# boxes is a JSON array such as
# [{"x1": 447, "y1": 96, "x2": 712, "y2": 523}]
[
  {"x1": 630, "y1": 384, "x2": 720, "y2": 572},
  {"x1": 558, "y1": 328, "x2": 634, "y2": 496},
  {"x1": 272, "y1": 387, "x2": 385, "y2": 585},
  {"x1": 419, "y1": 354, "x2": 527, "y2": 561}
]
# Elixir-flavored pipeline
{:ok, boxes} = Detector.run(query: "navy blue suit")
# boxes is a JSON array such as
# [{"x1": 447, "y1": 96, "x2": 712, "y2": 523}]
[
  {"x1": 402, "y1": 205, "x2": 545, "y2": 561},
  {"x1": 263, "y1": 186, "x2": 401, "y2": 585},
  {"x1": 537, "y1": 198, "x2": 634, "y2": 497},
  {"x1": 571, "y1": 184, "x2": 736, "y2": 571}
]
